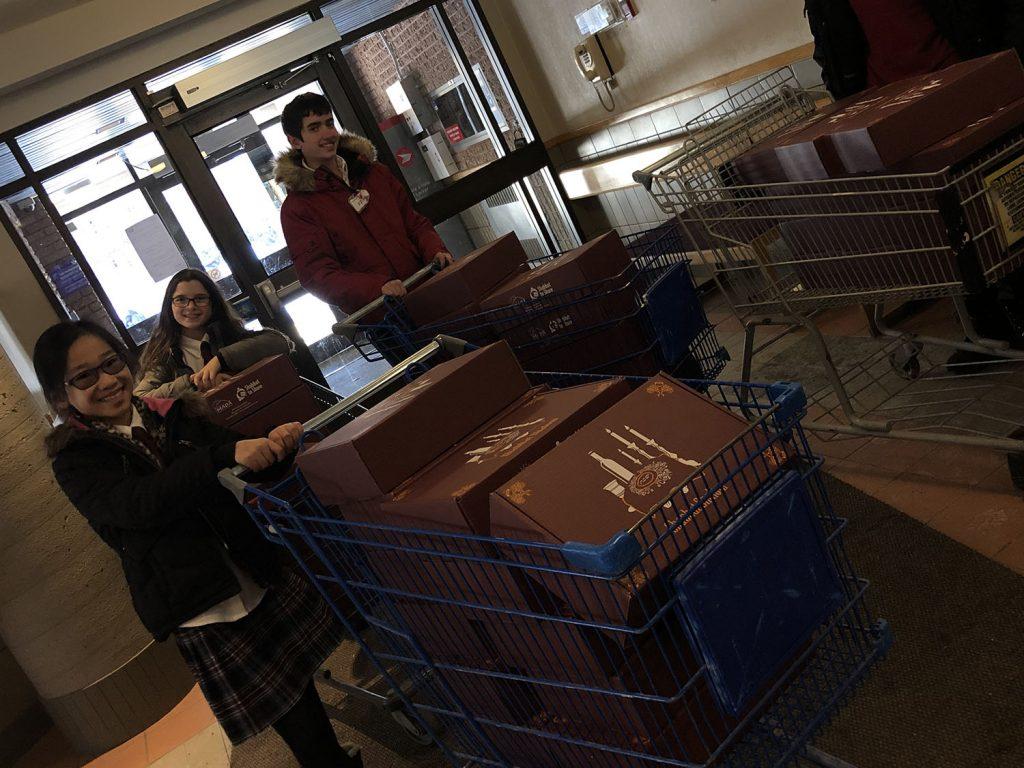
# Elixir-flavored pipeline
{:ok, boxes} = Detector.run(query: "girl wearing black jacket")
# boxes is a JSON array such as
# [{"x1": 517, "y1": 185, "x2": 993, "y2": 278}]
[
  {"x1": 36, "y1": 320, "x2": 361, "y2": 767},
  {"x1": 135, "y1": 268, "x2": 293, "y2": 397}
]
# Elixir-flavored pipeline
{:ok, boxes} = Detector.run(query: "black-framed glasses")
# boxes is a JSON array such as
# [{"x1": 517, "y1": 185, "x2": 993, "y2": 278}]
[
  {"x1": 65, "y1": 355, "x2": 127, "y2": 391},
  {"x1": 171, "y1": 294, "x2": 211, "y2": 308}
]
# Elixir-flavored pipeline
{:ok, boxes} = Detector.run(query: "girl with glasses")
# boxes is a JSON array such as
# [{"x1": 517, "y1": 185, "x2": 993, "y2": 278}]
[
  {"x1": 34, "y1": 320, "x2": 362, "y2": 768},
  {"x1": 136, "y1": 269, "x2": 293, "y2": 397}
]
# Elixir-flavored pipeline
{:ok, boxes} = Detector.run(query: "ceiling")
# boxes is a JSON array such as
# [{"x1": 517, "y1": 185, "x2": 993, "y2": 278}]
[{"x1": 0, "y1": 0, "x2": 92, "y2": 34}]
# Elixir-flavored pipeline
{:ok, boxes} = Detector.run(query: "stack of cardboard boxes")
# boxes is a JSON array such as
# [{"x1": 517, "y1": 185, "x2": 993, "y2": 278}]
[
  {"x1": 294, "y1": 341, "x2": 802, "y2": 766},
  {"x1": 727, "y1": 51, "x2": 1024, "y2": 294},
  {"x1": 203, "y1": 354, "x2": 323, "y2": 437},
  {"x1": 400, "y1": 231, "x2": 662, "y2": 375}
]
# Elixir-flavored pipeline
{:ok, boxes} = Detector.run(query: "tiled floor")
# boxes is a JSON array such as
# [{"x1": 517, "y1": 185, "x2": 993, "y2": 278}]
[
  {"x1": 16, "y1": 686, "x2": 229, "y2": 768},
  {"x1": 705, "y1": 294, "x2": 1024, "y2": 578},
  {"x1": 18, "y1": 296, "x2": 1024, "y2": 768}
]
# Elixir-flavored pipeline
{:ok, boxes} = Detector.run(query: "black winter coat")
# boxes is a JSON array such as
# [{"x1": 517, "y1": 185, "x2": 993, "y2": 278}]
[
  {"x1": 805, "y1": 0, "x2": 1024, "y2": 98},
  {"x1": 47, "y1": 396, "x2": 283, "y2": 641}
]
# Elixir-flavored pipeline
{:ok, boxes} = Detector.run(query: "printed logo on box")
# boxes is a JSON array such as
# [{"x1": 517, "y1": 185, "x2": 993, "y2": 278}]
[
  {"x1": 528, "y1": 282, "x2": 554, "y2": 300},
  {"x1": 235, "y1": 379, "x2": 264, "y2": 402}
]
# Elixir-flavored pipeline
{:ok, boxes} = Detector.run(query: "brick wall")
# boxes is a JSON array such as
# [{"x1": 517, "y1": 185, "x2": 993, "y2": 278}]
[
  {"x1": 2, "y1": 194, "x2": 118, "y2": 335},
  {"x1": 344, "y1": 0, "x2": 522, "y2": 174}
]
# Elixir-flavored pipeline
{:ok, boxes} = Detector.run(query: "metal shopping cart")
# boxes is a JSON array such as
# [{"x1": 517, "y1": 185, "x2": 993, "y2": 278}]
[
  {"x1": 634, "y1": 67, "x2": 1024, "y2": 478},
  {"x1": 332, "y1": 224, "x2": 728, "y2": 381},
  {"x1": 220, "y1": 336, "x2": 890, "y2": 768}
]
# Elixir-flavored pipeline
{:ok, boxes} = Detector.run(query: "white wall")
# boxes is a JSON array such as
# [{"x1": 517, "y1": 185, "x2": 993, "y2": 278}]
[
  {"x1": 480, "y1": 0, "x2": 812, "y2": 140},
  {"x1": 0, "y1": 0, "x2": 304, "y2": 354}
]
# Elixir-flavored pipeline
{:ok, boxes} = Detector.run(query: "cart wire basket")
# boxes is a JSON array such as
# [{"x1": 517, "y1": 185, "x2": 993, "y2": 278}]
[
  {"x1": 634, "y1": 66, "x2": 1024, "y2": 471},
  {"x1": 333, "y1": 223, "x2": 728, "y2": 382},
  {"x1": 220, "y1": 337, "x2": 890, "y2": 768}
]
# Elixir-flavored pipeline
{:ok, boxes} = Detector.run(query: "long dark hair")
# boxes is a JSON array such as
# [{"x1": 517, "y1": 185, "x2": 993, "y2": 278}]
[
  {"x1": 139, "y1": 269, "x2": 246, "y2": 374},
  {"x1": 33, "y1": 320, "x2": 139, "y2": 417}
]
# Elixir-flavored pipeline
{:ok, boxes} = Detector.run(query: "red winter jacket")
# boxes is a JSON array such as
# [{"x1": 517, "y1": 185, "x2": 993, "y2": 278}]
[{"x1": 275, "y1": 132, "x2": 446, "y2": 313}]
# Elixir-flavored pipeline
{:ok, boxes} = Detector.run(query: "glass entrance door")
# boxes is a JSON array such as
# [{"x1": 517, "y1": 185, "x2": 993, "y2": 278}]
[{"x1": 183, "y1": 72, "x2": 393, "y2": 392}]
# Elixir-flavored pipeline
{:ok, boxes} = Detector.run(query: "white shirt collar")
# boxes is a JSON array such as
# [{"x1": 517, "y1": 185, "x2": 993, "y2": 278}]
[
  {"x1": 302, "y1": 154, "x2": 350, "y2": 186},
  {"x1": 112, "y1": 407, "x2": 143, "y2": 437}
]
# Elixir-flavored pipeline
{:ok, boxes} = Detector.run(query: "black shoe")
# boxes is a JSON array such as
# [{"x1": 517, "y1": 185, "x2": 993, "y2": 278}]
[{"x1": 340, "y1": 742, "x2": 363, "y2": 768}]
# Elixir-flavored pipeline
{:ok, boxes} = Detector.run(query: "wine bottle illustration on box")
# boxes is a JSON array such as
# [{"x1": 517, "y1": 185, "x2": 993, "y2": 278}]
[
  {"x1": 464, "y1": 417, "x2": 555, "y2": 465},
  {"x1": 590, "y1": 425, "x2": 704, "y2": 514}
]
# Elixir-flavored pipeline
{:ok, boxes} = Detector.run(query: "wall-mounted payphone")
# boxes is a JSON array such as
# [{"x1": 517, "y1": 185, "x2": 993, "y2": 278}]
[{"x1": 574, "y1": 34, "x2": 614, "y2": 84}]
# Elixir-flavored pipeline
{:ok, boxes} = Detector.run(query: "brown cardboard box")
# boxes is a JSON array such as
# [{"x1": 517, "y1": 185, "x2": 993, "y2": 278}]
[
  {"x1": 381, "y1": 379, "x2": 630, "y2": 535},
  {"x1": 296, "y1": 341, "x2": 530, "y2": 503},
  {"x1": 489, "y1": 373, "x2": 788, "y2": 625},
  {"x1": 478, "y1": 233, "x2": 635, "y2": 347},
  {"x1": 826, "y1": 52, "x2": 1024, "y2": 173},
  {"x1": 228, "y1": 385, "x2": 322, "y2": 437},
  {"x1": 779, "y1": 210, "x2": 957, "y2": 294},
  {"x1": 733, "y1": 53, "x2": 1024, "y2": 183},
  {"x1": 730, "y1": 93, "x2": 869, "y2": 184},
  {"x1": 204, "y1": 355, "x2": 322, "y2": 437},
  {"x1": 517, "y1": 315, "x2": 652, "y2": 375},
  {"x1": 894, "y1": 96, "x2": 1024, "y2": 173},
  {"x1": 390, "y1": 599, "x2": 492, "y2": 665},
  {"x1": 403, "y1": 233, "x2": 527, "y2": 326},
  {"x1": 481, "y1": 233, "x2": 631, "y2": 310}
]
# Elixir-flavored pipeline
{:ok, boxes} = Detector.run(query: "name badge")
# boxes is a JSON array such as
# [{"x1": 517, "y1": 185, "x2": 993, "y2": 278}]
[{"x1": 349, "y1": 189, "x2": 370, "y2": 213}]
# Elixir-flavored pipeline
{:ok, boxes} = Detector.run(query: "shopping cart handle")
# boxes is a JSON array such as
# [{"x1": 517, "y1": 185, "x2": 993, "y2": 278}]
[
  {"x1": 217, "y1": 464, "x2": 250, "y2": 505},
  {"x1": 333, "y1": 264, "x2": 438, "y2": 341},
  {"x1": 632, "y1": 169, "x2": 654, "y2": 191}
]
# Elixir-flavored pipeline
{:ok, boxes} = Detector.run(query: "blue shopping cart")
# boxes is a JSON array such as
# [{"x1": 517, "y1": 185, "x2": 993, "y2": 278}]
[
  {"x1": 219, "y1": 337, "x2": 890, "y2": 768},
  {"x1": 333, "y1": 223, "x2": 729, "y2": 381}
]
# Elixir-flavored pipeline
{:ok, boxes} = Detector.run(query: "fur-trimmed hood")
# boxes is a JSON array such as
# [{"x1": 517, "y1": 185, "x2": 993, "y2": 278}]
[
  {"x1": 273, "y1": 131, "x2": 378, "y2": 194},
  {"x1": 45, "y1": 392, "x2": 212, "y2": 458}
]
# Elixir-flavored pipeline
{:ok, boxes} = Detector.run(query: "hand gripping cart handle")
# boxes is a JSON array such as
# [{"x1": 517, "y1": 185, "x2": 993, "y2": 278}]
[
  {"x1": 331, "y1": 264, "x2": 437, "y2": 345},
  {"x1": 216, "y1": 336, "x2": 469, "y2": 749}
]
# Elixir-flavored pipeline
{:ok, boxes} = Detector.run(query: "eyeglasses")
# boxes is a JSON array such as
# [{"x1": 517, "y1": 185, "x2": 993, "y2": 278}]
[
  {"x1": 171, "y1": 294, "x2": 210, "y2": 308},
  {"x1": 66, "y1": 355, "x2": 128, "y2": 391}
]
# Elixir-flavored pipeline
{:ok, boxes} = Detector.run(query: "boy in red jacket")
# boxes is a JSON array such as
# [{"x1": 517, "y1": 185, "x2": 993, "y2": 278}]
[{"x1": 275, "y1": 93, "x2": 452, "y2": 315}]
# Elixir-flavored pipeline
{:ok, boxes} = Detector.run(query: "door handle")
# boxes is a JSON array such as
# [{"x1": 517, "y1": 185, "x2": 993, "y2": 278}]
[{"x1": 255, "y1": 279, "x2": 283, "y2": 313}]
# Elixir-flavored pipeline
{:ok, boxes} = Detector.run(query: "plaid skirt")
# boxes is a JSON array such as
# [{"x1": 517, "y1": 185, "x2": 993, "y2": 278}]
[{"x1": 174, "y1": 569, "x2": 344, "y2": 744}]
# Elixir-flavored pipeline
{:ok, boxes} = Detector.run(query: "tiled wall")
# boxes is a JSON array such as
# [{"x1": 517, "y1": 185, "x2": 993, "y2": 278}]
[{"x1": 552, "y1": 58, "x2": 824, "y2": 239}]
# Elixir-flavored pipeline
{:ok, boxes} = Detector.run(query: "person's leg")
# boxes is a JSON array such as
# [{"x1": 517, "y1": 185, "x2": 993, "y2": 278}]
[{"x1": 272, "y1": 678, "x2": 362, "y2": 767}]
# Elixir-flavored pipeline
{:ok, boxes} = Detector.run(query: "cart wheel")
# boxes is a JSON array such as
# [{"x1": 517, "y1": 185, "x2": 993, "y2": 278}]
[
  {"x1": 889, "y1": 342, "x2": 922, "y2": 380},
  {"x1": 390, "y1": 705, "x2": 435, "y2": 745}
]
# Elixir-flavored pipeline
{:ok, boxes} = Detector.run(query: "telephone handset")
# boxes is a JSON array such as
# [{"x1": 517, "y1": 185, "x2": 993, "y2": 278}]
[{"x1": 574, "y1": 34, "x2": 614, "y2": 83}]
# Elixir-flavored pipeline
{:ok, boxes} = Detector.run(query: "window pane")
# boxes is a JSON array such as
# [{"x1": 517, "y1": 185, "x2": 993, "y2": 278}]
[
  {"x1": 321, "y1": 0, "x2": 399, "y2": 36},
  {"x1": 1, "y1": 188, "x2": 119, "y2": 335},
  {"x1": 68, "y1": 192, "x2": 176, "y2": 343},
  {"x1": 212, "y1": 154, "x2": 287, "y2": 260},
  {"x1": 193, "y1": 82, "x2": 329, "y2": 277},
  {"x1": 43, "y1": 133, "x2": 167, "y2": 216},
  {"x1": 163, "y1": 184, "x2": 234, "y2": 282},
  {"x1": 443, "y1": 0, "x2": 533, "y2": 144},
  {"x1": 145, "y1": 16, "x2": 313, "y2": 93},
  {"x1": 524, "y1": 167, "x2": 580, "y2": 252},
  {"x1": 16, "y1": 91, "x2": 146, "y2": 171},
  {"x1": 0, "y1": 143, "x2": 23, "y2": 187},
  {"x1": 342, "y1": 9, "x2": 503, "y2": 200},
  {"x1": 34, "y1": 132, "x2": 234, "y2": 344},
  {"x1": 436, "y1": 182, "x2": 551, "y2": 260}
]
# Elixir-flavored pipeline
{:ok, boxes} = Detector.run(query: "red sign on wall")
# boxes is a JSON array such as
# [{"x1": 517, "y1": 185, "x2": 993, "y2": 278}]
[
  {"x1": 445, "y1": 124, "x2": 465, "y2": 144},
  {"x1": 395, "y1": 147, "x2": 415, "y2": 167}
]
